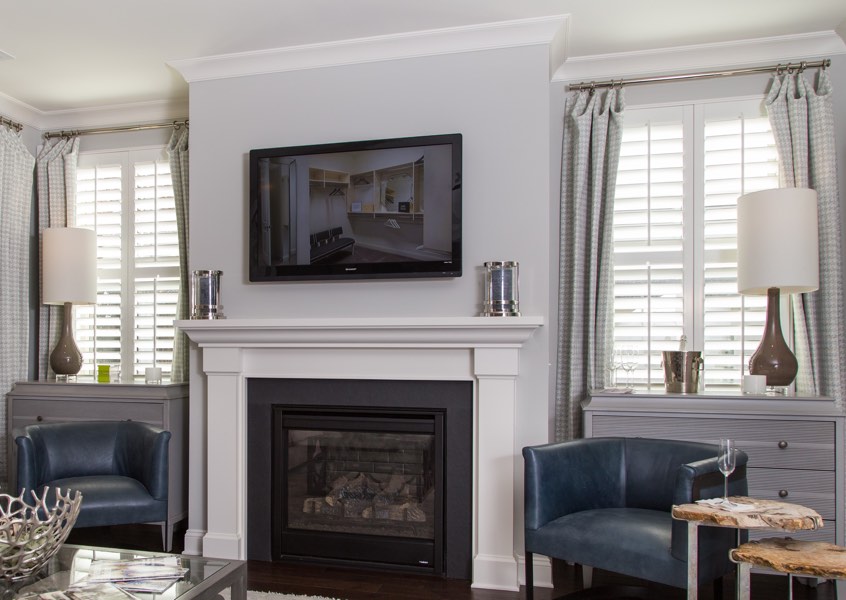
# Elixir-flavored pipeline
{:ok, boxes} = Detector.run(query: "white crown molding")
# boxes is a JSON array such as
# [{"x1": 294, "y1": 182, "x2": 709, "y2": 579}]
[
  {"x1": 169, "y1": 15, "x2": 569, "y2": 83},
  {"x1": 553, "y1": 30, "x2": 846, "y2": 84}
]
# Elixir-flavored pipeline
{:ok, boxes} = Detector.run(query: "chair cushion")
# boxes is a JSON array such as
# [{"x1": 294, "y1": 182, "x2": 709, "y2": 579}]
[
  {"x1": 526, "y1": 507, "x2": 731, "y2": 589},
  {"x1": 45, "y1": 476, "x2": 167, "y2": 528}
]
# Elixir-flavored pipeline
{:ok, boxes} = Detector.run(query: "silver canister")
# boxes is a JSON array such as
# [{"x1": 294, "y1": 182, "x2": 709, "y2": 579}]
[
  {"x1": 191, "y1": 269, "x2": 225, "y2": 319},
  {"x1": 481, "y1": 261, "x2": 520, "y2": 316},
  {"x1": 661, "y1": 350, "x2": 703, "y2": 393}
]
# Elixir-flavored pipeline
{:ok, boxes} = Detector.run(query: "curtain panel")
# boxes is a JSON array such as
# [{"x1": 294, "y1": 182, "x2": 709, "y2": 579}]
[
  {"x1": 555, "y1": 88, "x2": 625, "y2": 441},
  {"x1": 0, "y1": 126, "x2": 35, "y2": 481},
  {"x1": 765, "y1": 70, "x2": 845, "y2": 402},
  {"x1": 168, "y1": 127, "x2": 189, "y2": 383},
  {"x1": 35, "y1": 137, "x2": 80, "y2": 381}
]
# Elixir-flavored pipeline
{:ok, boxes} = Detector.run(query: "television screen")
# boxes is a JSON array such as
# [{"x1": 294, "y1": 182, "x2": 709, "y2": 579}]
[{"x1": 249, "y1": 133, "x2": 462, "y2": 281}]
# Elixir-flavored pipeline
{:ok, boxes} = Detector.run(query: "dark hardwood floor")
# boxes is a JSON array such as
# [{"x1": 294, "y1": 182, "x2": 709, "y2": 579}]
[{"x1": 65, "y1": 525, "x2": 838, "y2": 599}]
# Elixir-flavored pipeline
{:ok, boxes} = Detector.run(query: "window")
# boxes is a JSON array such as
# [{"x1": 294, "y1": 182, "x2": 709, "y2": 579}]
[
  {"x1": 613, "y1": 99, "x2": 780, "y2": 390},
  {"x1": 74, "y1": 148, "x2": 180, "y2": 381}
]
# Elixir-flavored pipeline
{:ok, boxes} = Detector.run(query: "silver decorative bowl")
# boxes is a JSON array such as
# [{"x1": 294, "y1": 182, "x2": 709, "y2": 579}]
[{"x1": 0, "y1": 488, "x2": 82, "y2": 581}]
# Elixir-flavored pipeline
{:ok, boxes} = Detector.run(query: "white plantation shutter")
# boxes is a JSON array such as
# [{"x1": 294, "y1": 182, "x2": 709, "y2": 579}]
[
  {"x1": 613, "y1": 100, "x2": 779, "y2": 390},
  {"x1": 75, "y1": 163, "x2": 123, "y2": 376},
  {"x1": 702, "y1": 111, "x2": 778, "y2": 389},
  {"x1": 133, "y1": 160, "x2": 180, "y2": 379},
  {"x1": 613, "y1": 109, "x2": 687, "y2": 387},
  {"x1": 75, "y1": 149, "x2": 179, "y2": 381}
]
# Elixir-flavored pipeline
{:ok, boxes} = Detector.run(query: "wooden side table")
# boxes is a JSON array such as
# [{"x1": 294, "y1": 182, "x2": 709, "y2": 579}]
[
  {"x1": 731, "y1": 537, "x2": 846, "y2": 600},
  {"x1": 672, "y1": 496, "x2": 824, "y2": 600}
]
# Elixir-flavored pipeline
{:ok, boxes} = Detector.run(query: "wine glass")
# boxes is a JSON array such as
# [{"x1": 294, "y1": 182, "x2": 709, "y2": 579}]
[
  {"x1": 620, "y1": 347, "x2": 638, "y2": 389},
  {"x1": 718, "y1": 438, "x2": 736, "y2": 504}
]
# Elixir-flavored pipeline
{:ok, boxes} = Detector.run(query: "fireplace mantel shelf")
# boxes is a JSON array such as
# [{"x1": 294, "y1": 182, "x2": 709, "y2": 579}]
[{"x1": 176, "y1": 316, "x2": 543, "y2": 347}]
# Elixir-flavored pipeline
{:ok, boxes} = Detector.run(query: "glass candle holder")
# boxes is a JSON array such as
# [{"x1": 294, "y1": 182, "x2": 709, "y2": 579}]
[
  {"x1": 191, "y1": 269, "x2": 225, "y2": 319},
  {"x1": 481, "y1": 261, "x2": 520, "y2": 316}
]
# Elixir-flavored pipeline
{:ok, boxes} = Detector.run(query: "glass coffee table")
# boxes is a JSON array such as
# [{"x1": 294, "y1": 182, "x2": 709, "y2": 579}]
[{"x1": 1, "y1": 544, "x2": 246, "y2": 600}]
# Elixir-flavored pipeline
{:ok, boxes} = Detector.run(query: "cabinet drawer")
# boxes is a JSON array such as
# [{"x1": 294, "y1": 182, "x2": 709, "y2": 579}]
[
  {"x1": 589, "y1": 415, "x2": 834, "y2": 470},
  {"x1": 10, "y1": 399, "x2": 164, "y2": 427},
  {"x1": 747, "y1": 467, "x2": 835, "y2": 520},
  {"x1": 749, "y1": 523, "x2": 835, "y2": 544}
]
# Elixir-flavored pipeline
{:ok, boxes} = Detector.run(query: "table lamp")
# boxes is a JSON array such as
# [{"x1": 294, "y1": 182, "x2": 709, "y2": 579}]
[
  {"x1": 736, "y1": 188, "x2": 819, "y2": 387},
  {"x1": 42, "y1": 227, "x2": 97, "y2": 377}
]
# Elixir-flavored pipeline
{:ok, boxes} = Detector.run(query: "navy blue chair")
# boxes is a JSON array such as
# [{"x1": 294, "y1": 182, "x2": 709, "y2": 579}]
[
  {"x1": 523, "y1": 437, "x2": 748, "y2": 598},
  {"x1": 16, "y1": 421, "x2": 172, "y2": 551}
]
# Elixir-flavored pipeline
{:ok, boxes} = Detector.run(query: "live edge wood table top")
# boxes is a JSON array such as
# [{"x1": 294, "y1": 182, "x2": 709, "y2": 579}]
[{"x1": 672, "y1": 496, "x2": 825, "y2": 532}]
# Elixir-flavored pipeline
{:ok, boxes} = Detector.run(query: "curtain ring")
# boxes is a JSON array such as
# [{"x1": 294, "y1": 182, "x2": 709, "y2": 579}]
[{"x1": 799, "y1": 61, "x2": 807, "y2": 73}]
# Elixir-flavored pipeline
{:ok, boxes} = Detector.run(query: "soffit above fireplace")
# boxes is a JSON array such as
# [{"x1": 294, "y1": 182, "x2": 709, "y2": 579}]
[{"x1": 176, "y1": 316, "x2": 543, "y2": 347}]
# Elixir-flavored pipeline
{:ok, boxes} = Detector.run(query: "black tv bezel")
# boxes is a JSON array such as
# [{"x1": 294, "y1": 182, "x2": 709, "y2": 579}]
[{"x1": 248, "y1": 133, "x2": 462, "y2": 282}]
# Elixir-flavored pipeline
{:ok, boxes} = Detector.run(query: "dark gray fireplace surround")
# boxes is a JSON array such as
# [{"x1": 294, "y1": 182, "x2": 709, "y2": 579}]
[{"x1": 247, "y1": 378, "x2": 472, "y2": 579}]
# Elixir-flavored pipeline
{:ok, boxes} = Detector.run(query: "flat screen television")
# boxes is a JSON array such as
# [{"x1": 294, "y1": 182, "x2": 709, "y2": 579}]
[{"x1": 249, "y1": 133, "x2": 462, "y2": 281}]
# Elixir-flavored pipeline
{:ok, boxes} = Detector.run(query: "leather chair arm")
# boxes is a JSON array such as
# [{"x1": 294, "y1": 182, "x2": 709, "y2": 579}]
[
  {"x1": 674, "y1": 451, "x2": 749, "y2": 505},
  {"x1": 670, "y1": 450, "x2": 749, "y2": 560},
  {"x1": 15, "y1": 434, "x2": 43, "y2": 497},
  {"x1": 121, "y1": 424, "x2": 170, "y2": 501},
  {"x1": 523, "y1": 439, "x2": 624, "y2": 531}
]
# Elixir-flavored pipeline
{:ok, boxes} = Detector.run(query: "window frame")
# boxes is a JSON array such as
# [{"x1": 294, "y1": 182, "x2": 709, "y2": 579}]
[
  {"x1": 75, "y1": 145, "x2": 179, "y2": 380},
  {"x1": 613, "y1": 95, "x2": 790, "y2": 391}
]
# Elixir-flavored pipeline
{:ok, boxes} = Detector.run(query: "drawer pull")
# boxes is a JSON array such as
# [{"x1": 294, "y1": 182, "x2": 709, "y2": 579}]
[
  {"x1": 778, "y1": 440, "x2": 789, "y2": 449},
  {"x1": 778, "y1": 489, "x2": 789, "y2": 498},
  {"x1": 36, "y1": 416, "x2": 43, "y2": 422}
]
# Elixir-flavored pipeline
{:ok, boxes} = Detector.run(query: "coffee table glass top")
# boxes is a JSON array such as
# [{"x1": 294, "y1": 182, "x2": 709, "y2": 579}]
[{"x1": 1, "y1": 544, "x2": 243, "y2": 600}]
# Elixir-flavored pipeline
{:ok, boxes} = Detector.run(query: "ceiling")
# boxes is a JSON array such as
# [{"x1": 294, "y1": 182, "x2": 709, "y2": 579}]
[{"x1": 1, "y1": 0, "x2": 845, "y2": 115}]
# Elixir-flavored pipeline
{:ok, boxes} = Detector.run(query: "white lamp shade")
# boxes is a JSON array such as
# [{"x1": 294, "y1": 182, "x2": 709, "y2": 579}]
[
  {"x1": 737, "y1": 187, "x2": 819, "y2": 295},
  {"x1": 42, "y1": 227, "x2": 98, "y2": 305}
]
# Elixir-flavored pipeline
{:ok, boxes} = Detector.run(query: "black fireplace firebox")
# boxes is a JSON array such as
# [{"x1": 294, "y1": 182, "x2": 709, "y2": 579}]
[
  {"x1": 247, "y1": 378, "x2": 472, "y2": 580},
  {"x1": 273, "y1": 408, "x2": 443, "y2": 571}
]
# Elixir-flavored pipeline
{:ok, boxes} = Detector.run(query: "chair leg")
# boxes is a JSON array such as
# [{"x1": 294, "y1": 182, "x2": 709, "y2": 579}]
[
  {"x1": 582, "y1": 565, "x2": 593, "y2": 589},
  {"x1": 525, "y1": 551, "x2": 533, "y2": 600},
  {"x1": 713, "y1": 576, "x2": 724, "y2": 600},
  {"x1": 161, "y1": 519, "x2": 174, "y2": 552}
]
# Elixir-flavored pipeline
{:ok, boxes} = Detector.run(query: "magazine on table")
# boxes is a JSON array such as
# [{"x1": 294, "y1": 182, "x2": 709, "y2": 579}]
[
  {"x1": 83, "y1": 556, "x2": 187, "y2": 583},
  {"x1": 29, "y1": 583, "x2": 139, "y2": 600}
]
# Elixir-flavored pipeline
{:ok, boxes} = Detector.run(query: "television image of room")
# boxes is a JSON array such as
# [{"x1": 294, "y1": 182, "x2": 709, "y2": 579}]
[{"x1": 254, "y1": 143, "x2": 454, "y2": 268}]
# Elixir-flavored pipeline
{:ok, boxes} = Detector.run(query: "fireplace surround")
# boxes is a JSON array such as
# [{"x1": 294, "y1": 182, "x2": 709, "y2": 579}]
[
  {"x1": 177, "y1": 316, "x2": 542, "y2": 591},
  {"x1": 247, "y1": 379, "x2": 473, "y2": 577}
]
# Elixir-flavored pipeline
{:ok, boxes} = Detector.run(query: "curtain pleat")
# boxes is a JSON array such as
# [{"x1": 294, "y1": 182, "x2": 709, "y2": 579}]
[
  {"x1": 765, "y1": 70, "x2": 844, "y2": 402},
  {"x1": 0, "y1": 126, "x2": 35, "y2": 481},
  {"x1": 168, "y1": 127, "x2": 189, "y2": 383},
  {"x1": 35, "y1": 137, "x2": 80, "y2": 381},
  {"x1": 555, "y1": 88, "x2": 625, "y2": 441}
]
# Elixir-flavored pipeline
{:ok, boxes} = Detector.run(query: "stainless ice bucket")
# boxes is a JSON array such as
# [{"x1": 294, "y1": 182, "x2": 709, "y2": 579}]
[{"x1": 661, "y1": 350, "x2": 703, "y2": 393}]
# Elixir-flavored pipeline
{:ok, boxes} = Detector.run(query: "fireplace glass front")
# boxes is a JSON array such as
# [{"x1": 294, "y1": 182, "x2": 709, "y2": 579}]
[{"x1": 273, "y1": 407, "x2": 443, "y2": 571}]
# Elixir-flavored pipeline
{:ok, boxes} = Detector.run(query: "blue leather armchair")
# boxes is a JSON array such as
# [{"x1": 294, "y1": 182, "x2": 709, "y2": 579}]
[
  {"x1": 16, "y1": 421, "x2": 173, "y2": 551},
  {"x1": 523, "y1": 437, "x2": 748, "y2": 598}
]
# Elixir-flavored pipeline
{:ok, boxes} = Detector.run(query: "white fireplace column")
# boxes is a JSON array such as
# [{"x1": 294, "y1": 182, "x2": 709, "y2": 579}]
[{"x1": 177, "y1": 317, "x2": 542, "y2": 591}]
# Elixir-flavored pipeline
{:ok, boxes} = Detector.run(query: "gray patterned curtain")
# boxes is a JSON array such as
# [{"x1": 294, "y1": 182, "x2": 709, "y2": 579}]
[
  {"x1": 765, "y1": 69, "x2": 844, "y2": 402},
  {"x1": 555, "y1": 88, "x2": 625, "y2": 441},
  {"x1": 0, "y1": 126, "x2": 35, "y2": 482},
  {"x1": 35, "y1": 136, "x2": 80, "y2": 380},
  {"x1": 168, "y1": 126, "x2": 189, "y2": 383}
]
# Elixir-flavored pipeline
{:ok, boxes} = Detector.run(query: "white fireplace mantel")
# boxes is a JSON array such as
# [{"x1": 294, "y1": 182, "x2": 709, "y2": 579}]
[{"x1": 178, "y1": 316, "x2": 543, "y2": 591}]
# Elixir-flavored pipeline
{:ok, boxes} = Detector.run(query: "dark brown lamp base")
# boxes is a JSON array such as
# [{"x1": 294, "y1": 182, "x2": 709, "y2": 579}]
[{"x1": 749, "y1": 287, "x2": 798, "y2": 387}]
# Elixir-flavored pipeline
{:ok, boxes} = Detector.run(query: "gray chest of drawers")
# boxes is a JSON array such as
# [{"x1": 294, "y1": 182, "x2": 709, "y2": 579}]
[
  {"x1": 6, "y1": 380, "x2": 189, "y2": 534},
  {"x1": 583, "y1": 391, "x2": 845, "y2": 545}
]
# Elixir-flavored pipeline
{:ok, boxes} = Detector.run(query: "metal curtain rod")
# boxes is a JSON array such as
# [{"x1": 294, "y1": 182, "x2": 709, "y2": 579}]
[
  {"x1": 44, "y1": 119, "x2": 188, "y2": 139},
  {"x1": 1, "y1": 115, "x2": 24, "y2": 133},
  {"x1": 569, "y1": 58, "x2": 831, "y2": 91}
]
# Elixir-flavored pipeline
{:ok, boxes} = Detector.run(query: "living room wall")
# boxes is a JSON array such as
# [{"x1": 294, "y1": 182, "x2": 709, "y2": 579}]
[{"x1": 185, "y1": 41, "x2": 557, "y2": 552}]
